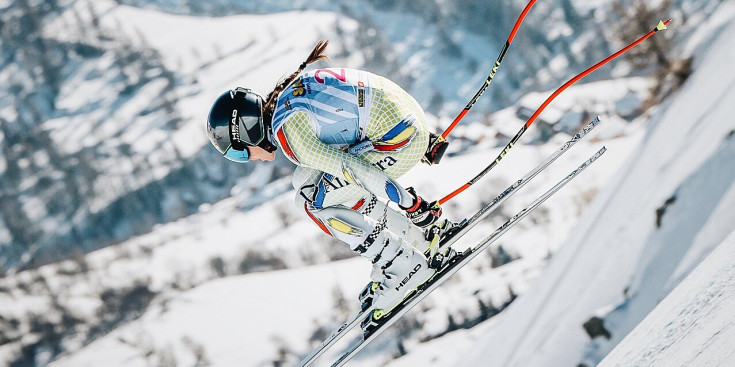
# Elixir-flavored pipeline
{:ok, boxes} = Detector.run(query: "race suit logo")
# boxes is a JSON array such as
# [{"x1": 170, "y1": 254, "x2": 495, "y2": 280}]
[
  {"x1": 322, "y1": 175, "x2": 351, "y2": 193},
  {"x1": 373, "y1": 156, "x2": 397, "y2": 171}
]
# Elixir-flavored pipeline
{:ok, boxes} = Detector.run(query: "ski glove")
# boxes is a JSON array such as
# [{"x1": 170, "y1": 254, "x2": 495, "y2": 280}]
[
  {"x1": 401, "y1": 187, "x2": 442, "y2": 228},
  {"x1": 422, "y1": 133, "x2": 449, "y2": 165}
]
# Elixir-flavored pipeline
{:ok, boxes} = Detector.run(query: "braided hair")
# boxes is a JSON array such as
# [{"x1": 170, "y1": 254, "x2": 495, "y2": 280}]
[{"x1": 262, "y1": 40, "x2": 330, "y2": 126}]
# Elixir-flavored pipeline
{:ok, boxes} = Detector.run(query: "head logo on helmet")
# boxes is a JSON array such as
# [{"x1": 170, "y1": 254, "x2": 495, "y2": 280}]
[
  {"x1": 206, "y1": 87, "x2": 275, "y2": 163},
  {"x1": 230, "y1": 109, "x2": 241, "y2": 143}
]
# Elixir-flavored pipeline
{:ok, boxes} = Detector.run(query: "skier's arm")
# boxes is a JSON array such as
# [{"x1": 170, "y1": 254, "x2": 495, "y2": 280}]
[{"x1": 278, "y1": 112, "x2": 415, "y2": 208}]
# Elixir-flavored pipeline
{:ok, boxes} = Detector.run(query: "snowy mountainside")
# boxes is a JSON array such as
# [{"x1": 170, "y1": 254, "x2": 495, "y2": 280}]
[
  {"x1": 1, "y1": 1, "x2": 357, "y2": 272},
  {"x1": 2, "y1": 1, "x2": 734, "y2": 367},
  {"x1": 376, "y1": 3, "x2": 735, "y2": 367},
  {"x1": 598, "y1": 229, "x2": 735, "y2": 367},
  {"x1": 0, "y1": 0, "x2": 721, "y2": 271},
  {"x1": 48, "y1": 258, "x2": 374, "y2": 367},
  {"x1": 451, "y1": 6, "x2": 735, "y2": 367}
]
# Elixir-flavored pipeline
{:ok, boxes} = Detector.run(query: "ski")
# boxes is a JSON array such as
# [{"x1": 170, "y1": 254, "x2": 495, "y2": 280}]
[
  {"x1": 436, "y1": 116, "x2": 601, "y2": 248},
  {"x1": 296, "y1": 117, "x2": 602, "y2": 367},
  {"x1": 295, "y1": 305, "x2": 374, "y2": 367},
  {"x1": 330, "y1": 146, "x2": 607, "y2": 367}
]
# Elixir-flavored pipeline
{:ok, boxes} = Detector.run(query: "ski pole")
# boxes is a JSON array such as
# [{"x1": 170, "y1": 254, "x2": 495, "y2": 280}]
[
  {"x1": 440, "y1": 0, "x2": 538, "y2": 139},
  {"x1": 439, "y1": 19, "x2": 671, "y2": 205}
]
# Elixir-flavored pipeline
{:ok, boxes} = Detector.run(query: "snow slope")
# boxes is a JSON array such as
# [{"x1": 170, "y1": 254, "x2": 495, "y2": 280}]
[
  {"x1": 455, "y1": 7, "x2": 735, "y2": 367},
  {"x1": 48, "y1": 258, "x2": 371, "y2": 367},
  {"x1": 599, "y1": 229, "x2": 735, "y2": 367}
]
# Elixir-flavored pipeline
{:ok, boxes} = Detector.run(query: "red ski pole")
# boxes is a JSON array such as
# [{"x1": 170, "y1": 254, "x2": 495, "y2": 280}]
[
  {"x1": 441, "y1": 0, "x2": 538, "y2": 139},
  {"x1": 439, "y1": 19, "x2": 671, "y2": 205}
]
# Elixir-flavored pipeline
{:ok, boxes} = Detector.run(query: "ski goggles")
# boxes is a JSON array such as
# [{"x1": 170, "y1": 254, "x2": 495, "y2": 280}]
[
  {"x1": 229, "y1": 87, "x2": 266, "y2": 148},
  {"x1": 223, "y1": 145, "x2": 250, "y2": 163}
]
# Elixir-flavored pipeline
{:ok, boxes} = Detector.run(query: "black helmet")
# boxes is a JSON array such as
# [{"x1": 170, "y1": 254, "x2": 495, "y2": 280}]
[{"x1": 206, "y1": 87, "x2": 275, "y2": 163}]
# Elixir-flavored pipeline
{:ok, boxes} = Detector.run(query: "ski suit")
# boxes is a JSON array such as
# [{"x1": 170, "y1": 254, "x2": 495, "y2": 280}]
[{"x1": 272, "y1": 68, "x2": 432, "y2": 279}]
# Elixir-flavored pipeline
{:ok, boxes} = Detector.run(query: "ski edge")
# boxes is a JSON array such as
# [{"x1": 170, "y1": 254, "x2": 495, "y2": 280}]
[{"x1": 461, "y1": 116, "x2": 600, "y2": 235}]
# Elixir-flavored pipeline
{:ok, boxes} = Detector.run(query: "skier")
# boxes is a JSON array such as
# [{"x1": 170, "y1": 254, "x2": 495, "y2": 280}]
[{"x1": 205, "y1": 40, "x2": 453, "y2": 326}]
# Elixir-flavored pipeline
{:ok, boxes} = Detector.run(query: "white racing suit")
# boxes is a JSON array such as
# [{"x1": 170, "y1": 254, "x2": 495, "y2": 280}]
[{"x1": 272, "y1": 68, "x2": 436, "y2": 311}]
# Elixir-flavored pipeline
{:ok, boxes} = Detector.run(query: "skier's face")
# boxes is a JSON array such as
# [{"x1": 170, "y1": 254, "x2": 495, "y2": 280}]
[{"x1": 248, "y1": 146, "x2": 276, "y2": 162}]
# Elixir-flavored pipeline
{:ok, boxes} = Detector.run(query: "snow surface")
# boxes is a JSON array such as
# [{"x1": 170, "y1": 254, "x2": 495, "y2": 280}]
[
  {"x1": 453, "y1": 7, "x2": 735, "y2": 367},
  {"x1": 49, "y1": 258, "x2": 371, "y2": 367},
  {"x1": 382, "y1": 4, "x2": 735, "y2": 367},
  {"x1": 600, "y1": 229, "x2": 735, "y2": 367}
]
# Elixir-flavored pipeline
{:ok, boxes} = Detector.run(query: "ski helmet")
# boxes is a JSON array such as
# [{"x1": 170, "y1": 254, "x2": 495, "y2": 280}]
[{"x1": 206, "y1": 87, "x2": 276, "y2": 163}]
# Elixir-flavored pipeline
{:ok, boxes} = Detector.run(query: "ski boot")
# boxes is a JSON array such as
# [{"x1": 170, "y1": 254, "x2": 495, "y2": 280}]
[
  {"x1": 360, "y1": 242, "x2": 436, "y2": 333},
  {"x1": 358, "y1": 220, "x2": 459, "y2": 318}
]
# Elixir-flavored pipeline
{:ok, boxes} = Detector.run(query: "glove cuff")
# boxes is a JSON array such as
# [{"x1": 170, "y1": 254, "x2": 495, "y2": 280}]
[{"x1": 400, "y1": 187, "x2": 423, "y2": 212}]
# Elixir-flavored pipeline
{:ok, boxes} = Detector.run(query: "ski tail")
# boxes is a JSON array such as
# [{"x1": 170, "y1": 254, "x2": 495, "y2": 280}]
[{"x1": 295, "y1": 306, "x2": 373, "y2": 367}]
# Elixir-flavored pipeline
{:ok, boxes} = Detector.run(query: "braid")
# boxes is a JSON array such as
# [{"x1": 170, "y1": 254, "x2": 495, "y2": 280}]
[{"x1": 262, "y1": 40, "x2": 330, "y2": 125}]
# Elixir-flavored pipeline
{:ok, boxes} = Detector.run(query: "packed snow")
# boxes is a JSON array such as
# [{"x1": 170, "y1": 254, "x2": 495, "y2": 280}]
[{"x1": 599, "y1": 230, "x2": 735, "y2": 367}]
